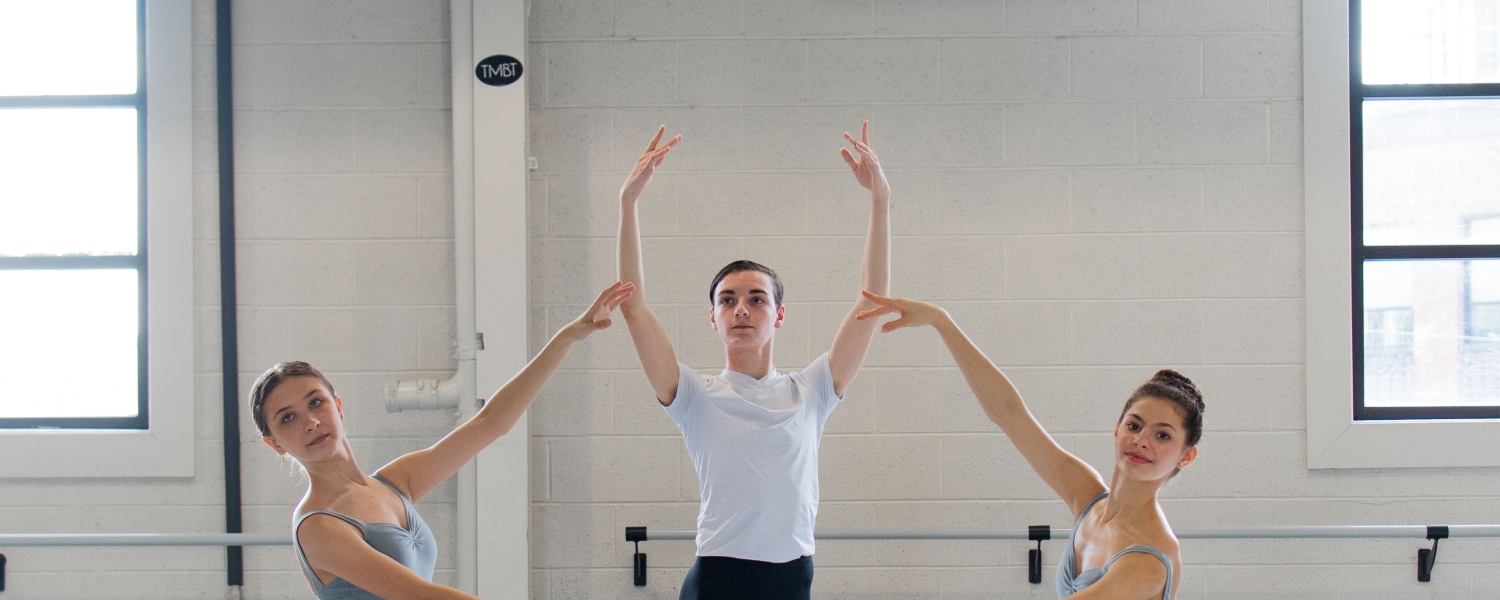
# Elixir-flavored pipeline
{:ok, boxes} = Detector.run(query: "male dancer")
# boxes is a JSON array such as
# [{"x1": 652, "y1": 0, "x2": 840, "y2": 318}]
[{"x1": 615, "y1": 122, "x2": 890, "y2": 599}]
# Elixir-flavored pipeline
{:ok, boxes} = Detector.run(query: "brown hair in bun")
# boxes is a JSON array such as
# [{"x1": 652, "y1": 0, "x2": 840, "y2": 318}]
[{"x1": 1118, "y1": 369, "x2": 1205, "y2": 457}]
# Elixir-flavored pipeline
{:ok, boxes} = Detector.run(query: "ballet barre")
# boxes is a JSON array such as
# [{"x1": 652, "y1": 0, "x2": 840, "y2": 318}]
[
  {"x1": 623, "y1": 524, "x2": 1500, "y2": 586},
  {"x1": 0, "y1": 532, "x2": 290, "y2": 591},
  {"x1": 0, "y1": 533, "x2": 289, "y2": 547}
]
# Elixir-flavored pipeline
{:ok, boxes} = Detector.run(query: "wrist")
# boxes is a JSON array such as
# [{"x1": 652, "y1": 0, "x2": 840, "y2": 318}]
[
  {"x1": 932, "y1": 307, "x2": 956, "y2": 330},
  {"x1": 553, "y1": 325, "x2": 584, "y2": 345}
]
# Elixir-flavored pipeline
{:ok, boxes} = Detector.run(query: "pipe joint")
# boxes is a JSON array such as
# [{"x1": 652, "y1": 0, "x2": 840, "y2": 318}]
[
  {"x1": 454, "y1": 333, "x2": 484, "y2": 360},
  {"x1": 386, "y1": 376, "x2": 462, "y2": 413}
]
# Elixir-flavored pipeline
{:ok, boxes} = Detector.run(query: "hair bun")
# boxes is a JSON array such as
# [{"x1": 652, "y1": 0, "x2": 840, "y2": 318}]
[{"x1": 1152, "y1": 369, "x2": 1204, "y2": 409}]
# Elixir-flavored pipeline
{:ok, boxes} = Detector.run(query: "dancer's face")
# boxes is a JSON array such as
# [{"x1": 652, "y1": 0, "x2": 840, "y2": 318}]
[
  {"x1": 1113, "y1": 396, "x2": 1197, "y2": 482},
  {"x1": 260, "y1": 376, "x2": 346, "y2": 463},
  {"x1": 710, "y1": 270, "x2": 784, "y2": 349}
]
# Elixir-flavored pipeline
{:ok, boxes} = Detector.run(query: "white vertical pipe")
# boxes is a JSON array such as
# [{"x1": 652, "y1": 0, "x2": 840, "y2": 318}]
[
  {"x1": 471, "y1": 0, "x2": 530, "y2": 597},
  {"x1": 449, "y1": 0, "x2": 479, "y2": 593}
]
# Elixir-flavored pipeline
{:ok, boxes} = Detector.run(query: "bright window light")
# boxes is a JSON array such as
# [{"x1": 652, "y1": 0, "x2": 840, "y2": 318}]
[
  {"x1": 1363, "y1": 0, "x2": 1500, "y2": 84},
  {"x1": 0, "y1": 108, "x2": 138, "y2": 256},
  {"x1": 1362, "y1": 99, "x2": 1500, "y2": 246},
  {"x1": 1364, "y1": 259, "x2": 1500, "y2": 408},
  {"x1": 0, "y1": 270, "x2": 139, "y2": 419},
  {"x1": 0, "y1": 0, "x2": 137, "y2": 96}
]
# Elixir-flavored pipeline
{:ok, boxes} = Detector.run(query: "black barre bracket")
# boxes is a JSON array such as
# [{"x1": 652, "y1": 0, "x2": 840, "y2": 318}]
[
  {"x1": 626, "y1": 526, "x2": 648, "y2": 587},
  {"x1": 1, "y1": 552, "x2": 6, "y2": 591},
  {"x1": 1028, "y1": 525, "x2": 1051, "y2": 585},
  {"x1": 1417, "y1": 525, "x2": 1448, "y2": 582}
]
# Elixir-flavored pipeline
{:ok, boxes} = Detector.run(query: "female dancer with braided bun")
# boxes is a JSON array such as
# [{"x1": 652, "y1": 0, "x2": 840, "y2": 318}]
[{"x1": 857, "y1": 292, "x2": 1204, "y2": 600}]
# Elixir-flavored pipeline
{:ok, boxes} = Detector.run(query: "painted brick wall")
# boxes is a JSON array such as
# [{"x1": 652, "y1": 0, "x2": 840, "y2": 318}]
[
  {"x1": 0, "y1": 1, "x2": 457, "y2": 598},
  {"x1": 526, "y1": 1, "x2": 1500, "y2": 599}
]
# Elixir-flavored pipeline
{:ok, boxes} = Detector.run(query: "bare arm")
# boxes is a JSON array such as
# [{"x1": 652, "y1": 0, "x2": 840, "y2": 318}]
[
  {"x1": 1065, "y1": 553, "x2": 1172, "y2": 600},
  {"x1": 827, "y1": 121, "x2": 890, "y2": 397},
  {"x1": 379, "y1": 282, "x2": 633, "y2": 501},
  {"x1": 858, "y1": 292, "x2": 1108, "y2": 517},
  {"x1": 618, "y1": 126, "x2": 682, "y2": 405},
  {"x1": 298, "y1": 515, "x2": 479, "y2": 600}
]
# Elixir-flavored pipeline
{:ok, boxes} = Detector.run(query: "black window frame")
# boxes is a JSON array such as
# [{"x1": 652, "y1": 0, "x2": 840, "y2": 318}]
[
  {"x1": 0, "y1": 0, "x2": 149, "y2": 429},
  {"x1": 1351, "y1": 0, "x2": 1500, "y2": 420}
]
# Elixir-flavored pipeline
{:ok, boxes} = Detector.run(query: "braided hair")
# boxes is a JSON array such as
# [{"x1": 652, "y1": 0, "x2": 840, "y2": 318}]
[{"x1": 1118, "y1": 369, "x2": 1205, "y2": 476}]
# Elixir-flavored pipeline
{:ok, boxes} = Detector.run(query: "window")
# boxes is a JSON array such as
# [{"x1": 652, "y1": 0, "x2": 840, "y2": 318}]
[
  {"x1": 1353, "y1": 0, "x2": 1500, "y2": 419},
  {"x1": 0, "y1": 1, "x2": 147, "y2": 429},
  {"x1": 1307, "y1": 0, "x2": 1500, "y2": 467},
  {"x1": 0, "y1": 0, "x2": 193, "y2": 477}
]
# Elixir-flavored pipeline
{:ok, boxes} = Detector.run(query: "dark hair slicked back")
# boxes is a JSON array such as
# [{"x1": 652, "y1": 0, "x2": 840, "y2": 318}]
[
  {"x1": 709, "y1": 260, "x2": 784, "y2": 306},
  {"x1": 248, "y1": 361, "x2": 336, "y2": 438}
]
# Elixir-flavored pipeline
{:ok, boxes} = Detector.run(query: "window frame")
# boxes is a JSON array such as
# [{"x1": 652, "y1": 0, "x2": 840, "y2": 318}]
[
  {"x1": 1307, "y1": 0, "x2": 1500, "y2": 468},
  {"x1": 0, "y1": 0, "x2": 194, "y2": 477},
  {"x1": 0, "y1": 0, "x2": 149, "y2": 430},
  {"x1": 1351, "y1": 0, "x2": 1500, "y2": 420}
]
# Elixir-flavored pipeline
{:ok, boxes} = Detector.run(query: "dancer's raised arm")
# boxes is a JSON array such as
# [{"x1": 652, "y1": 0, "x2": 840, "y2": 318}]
[
  {"x1": 858, "y1": 292, "x2": 1108, "y2": 517},
  {"x1": 377, "y1": 281, "x2": 633, "y2": 501},
  {"x1": 618, "y1": 126, "x2": 683, "y2": 405},
  {"x1": 827, "y1": 121, "x2": 890, "y2": 397}
]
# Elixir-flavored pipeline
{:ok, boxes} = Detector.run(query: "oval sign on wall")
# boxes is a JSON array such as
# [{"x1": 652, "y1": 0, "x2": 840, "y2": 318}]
[{"x1": 475, "y1": 55, "x2": 523, "y2": 86}]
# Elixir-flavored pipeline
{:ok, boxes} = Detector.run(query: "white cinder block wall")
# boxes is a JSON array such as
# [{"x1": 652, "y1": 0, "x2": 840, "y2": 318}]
[
  {"x1": 526, "y1": 1, "x2": 1500, "y2": 599},
  {"x1": 225, "y1": 0, "x2": 460, "y2": 596},
  {"x1": 3, "y1": 1, "x2": 1498, "y2": 600}
]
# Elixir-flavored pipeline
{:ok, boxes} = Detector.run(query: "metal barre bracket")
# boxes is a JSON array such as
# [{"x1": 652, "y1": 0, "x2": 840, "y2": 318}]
[
  {"x1": 1, "y1": 552, "x2": 7, "y2": 592},
  {"x1": 1418, "y1": 525, "x2": 1448, "y2": 583},
  {"x1": 626, "y1": 526, "x2": 648, "y2": 587},
  {"x1": 1027, "y1": 525, "x2": 1050, "y2": 585}
]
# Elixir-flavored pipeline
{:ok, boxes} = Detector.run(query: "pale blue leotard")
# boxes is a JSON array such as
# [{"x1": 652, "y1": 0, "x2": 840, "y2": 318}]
[
  {"x1": 293, "y1": 474, "x2": 438, "y2": 600},
  {"x1": 1056, "y1": 491, "x2": 1175, "y2": 600}
]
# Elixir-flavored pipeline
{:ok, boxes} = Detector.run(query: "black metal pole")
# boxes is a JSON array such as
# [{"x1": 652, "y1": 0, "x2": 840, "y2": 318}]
[{"x1": 215, "y1": 0, "x2": 244, "y2": 588}]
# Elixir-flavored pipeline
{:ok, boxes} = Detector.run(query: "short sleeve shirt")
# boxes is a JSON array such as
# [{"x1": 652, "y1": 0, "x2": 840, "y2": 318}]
[{"x1": 663, "y1": 352, "x2": 841, "y2": 563}]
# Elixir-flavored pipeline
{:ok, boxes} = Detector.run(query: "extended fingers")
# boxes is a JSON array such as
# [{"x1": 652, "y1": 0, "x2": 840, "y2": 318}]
[
  {"x1": 856, "y1": 290, "x2": 902, "y2": 321},
  {"x1": 861, "y1": 120, "x2": 869, "y2": 145},
  {"x1": 604, "y1": 280, "x2": 634, "y2": 300},
  {"x1": 605, "y1": 285, "x2": 635, "y2": 310},
  {"x1": 860, "y1": 289, "x2": 896, "y2": 305},
  {"x1": 591, "y1": 281, "x2": 629, "y2": 309},
  {"x1": 645, "y1": 124, "x2": 663, "y2": 151},
  {"x1": 881, "y1": 316, "x2": 917, "y2": 333},
  {"x1": 855, "y1": 304, "x2": 899, "y2": 321},
  {"x1": 649, "y1": 146, "x2": 672, "y2": 168},
  {"x1": 840, "y1": 147, "x2": 859, "y2": 171},
  {"x1": 843, "y1": 133, "x2": 875, "y2": 159}
]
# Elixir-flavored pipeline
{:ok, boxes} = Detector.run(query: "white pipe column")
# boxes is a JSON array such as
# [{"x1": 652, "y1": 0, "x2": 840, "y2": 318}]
[
  {"x1": 449, "y1": 0, "x2": 481, "y2": 593},
  {"x1": 388, "y1": 1, "x2": 526, "y2": 594},
  {"x1": 470, "y1": 0, "x2": 530, "y2": 597}
]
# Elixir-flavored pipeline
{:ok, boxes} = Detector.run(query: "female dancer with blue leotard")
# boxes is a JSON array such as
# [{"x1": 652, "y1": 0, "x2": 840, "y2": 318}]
[
  {"x1": 249, "y1": 281, "x2": 633, "y2": 599},
  {"x1": 857, "y1": 293, "x2": 1204, "y2": 600}
]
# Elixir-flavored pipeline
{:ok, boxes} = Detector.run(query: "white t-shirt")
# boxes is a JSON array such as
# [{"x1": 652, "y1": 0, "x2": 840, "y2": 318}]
[{"x1": 663, "y1": 352, "x2": 841, "y2": 563}]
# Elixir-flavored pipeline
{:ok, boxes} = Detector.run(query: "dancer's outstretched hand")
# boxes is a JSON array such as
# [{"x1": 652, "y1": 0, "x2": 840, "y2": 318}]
[
  {"x1": 855, "y1": 290, "x2": 947, "y2": 333},
  {"x1": 560, "y1": 281, "x2": 635, "y2": 341},
  {"x1": 839, "y1": 120, "x2": 889, "y2": 200},
  {"x1": 621, "y1": 126, "x2": 681, "y2": 204}
]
